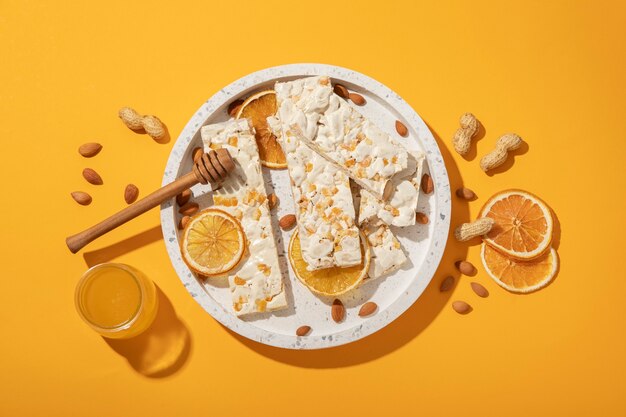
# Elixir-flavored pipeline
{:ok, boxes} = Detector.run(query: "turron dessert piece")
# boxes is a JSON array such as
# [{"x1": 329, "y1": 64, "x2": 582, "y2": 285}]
[
  {"x1": 363, "y1": 223, "x2": 408, "y2": 279},
  {"x1": 201, "y1": 118, "x2": 287, "y2": 315},
  {"x1": 268, "y1": 115, "x2": 361, "y2": 270},
  {"x1": 274, "y1": 76, "x2": 409, "y2": 200}
]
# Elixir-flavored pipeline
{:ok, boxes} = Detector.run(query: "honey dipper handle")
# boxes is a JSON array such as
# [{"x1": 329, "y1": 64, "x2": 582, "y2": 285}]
[
  {"x1": 66, "y1": 149, "x2": 235, "y2": 253},
  {"x1": 65, "y1": 171, "x2": 199, "y2": 254}
]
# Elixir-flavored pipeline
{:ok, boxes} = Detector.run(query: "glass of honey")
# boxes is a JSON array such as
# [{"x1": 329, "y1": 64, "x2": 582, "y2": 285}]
[{"x1": 75, "y1": 263, "x2": 159, "y2": 339}]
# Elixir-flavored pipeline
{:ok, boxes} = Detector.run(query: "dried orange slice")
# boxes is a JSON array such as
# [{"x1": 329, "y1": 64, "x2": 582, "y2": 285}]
[
  {"x1": 288, "y1": 230, "x2": 371, "y2": 296},
  {"x1": 236, "y1": 90, "x2": 286, "y2": 169},
  {"x1": 481, "y1": 243, "x2": 558, "y2": 293},
  {"x1": 181, "y1": 208, "x2": 246, "y2": 276},
  {"x1": 479, "y1": 189, "x2": 553, "y2": 260}
]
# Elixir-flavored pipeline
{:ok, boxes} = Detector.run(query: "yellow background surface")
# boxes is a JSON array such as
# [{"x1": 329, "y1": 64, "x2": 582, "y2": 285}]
[{"x1": 1, "y1": 1, "x2": 625, "y2": 416}]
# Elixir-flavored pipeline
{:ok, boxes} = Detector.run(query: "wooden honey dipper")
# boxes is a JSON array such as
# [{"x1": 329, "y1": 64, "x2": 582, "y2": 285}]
[{"x1": 66, "y1": 148, "x2": 236, "y2": 253}]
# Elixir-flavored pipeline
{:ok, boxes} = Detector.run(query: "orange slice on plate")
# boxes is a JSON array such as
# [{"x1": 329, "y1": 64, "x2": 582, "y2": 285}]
[
  {"x1": 481, "y1": 243, "x2": 558, "y2": 293},
  {"x1": 288, "y1": 230, "x2": 371, "y2": 296},
  {"x1": 236, "y1": 90, "x2": 286, "y2": 169},
  {"x1": 479, "y1": 189, "x2": 553, "y2": 260},
  {"x1": 181, "y1": 208, "x2": 246, "y2": 276}
]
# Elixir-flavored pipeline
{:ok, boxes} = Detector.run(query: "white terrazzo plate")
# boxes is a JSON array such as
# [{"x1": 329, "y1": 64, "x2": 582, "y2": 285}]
[{"x1": 161, "y1": 64, "x2": 450, "y2": 349}]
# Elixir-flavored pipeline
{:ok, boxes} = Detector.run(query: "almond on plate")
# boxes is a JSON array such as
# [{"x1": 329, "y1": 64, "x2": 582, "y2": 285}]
[
  {"x1": 333, "y1": 84, "x2": 350, "y2": 99},
  {"x1": 349, "y1": 92, "x2": 366, "y2": 105},
  {"x1": 296, "y1": 325, "x2": 311, "y2": 336},
  {"x1": 358, "y1": 302, "x2": 378, "y2": 317},
  {"x1": 331, "y1": 299, "x2": 345, "y2": 322},
  {"x1": 279, "y1": 214, "x2": 296, "y2": 230},
  {"x1": 395, "y1": 120, "x2": 408, "y2": 137},
  {"x1": 421, "y1": 173, "x2": 434, "y2": 194},
  {"x1": 176, "y1": 189, "x2": 192, "y2": 206}
]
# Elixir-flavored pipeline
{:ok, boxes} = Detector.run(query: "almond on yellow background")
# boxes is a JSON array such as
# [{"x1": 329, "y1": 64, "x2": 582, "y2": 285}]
[
  {"x1": 235, "y1": 90, "x2": 287, "y2": 169},
  {"x1": 181, "y1": 208, "x2": 246, "y2": 276}
]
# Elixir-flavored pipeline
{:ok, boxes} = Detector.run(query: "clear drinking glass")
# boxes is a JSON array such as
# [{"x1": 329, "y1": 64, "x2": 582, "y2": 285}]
[{"x1": 75, "y1": 263, "x2": 158, "y2": 339}]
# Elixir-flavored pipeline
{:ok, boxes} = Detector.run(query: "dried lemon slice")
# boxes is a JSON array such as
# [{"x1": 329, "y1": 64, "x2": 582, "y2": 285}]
[
  {"x1": 181, "y1": 208, "x2": 246, "y2": 276},
  {"x1": 288, "y1": 230, "x2": 370, "y2": 296},
  {"x1": 235, "y1": 90, "x2": 286, "y2": 169},
  {"x1": 481, "y1": 243, "x2": 558, "y2": 293}
]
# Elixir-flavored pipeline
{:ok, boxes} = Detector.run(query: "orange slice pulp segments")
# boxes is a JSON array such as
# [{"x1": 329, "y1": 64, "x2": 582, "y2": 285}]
[
  {"x1": 288, "y1": 230, "x2": 371, "y2": 296},
  {"x1": 235, "y1": 90, "x2": 286, "y2": 169},
  {"x1": 479, "y1": 189, "x2": 553, "y2": 260},
  {"x1": 181, "y1": 208, "x2": 246, "y2": 276},
  {"x1": 481, "y1": 243, "x2": 558, "y2": 293}
]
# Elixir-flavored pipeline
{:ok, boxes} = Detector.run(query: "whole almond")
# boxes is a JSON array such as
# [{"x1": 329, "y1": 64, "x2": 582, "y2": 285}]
[
  {"x1": 349, "y1": 92, "x2": 366, "y2": 105},
  {"x1": 415, "y1": 212, "x2": 429, "y2": 224},
  {"x1": 192, "y1": 146, "x2": 203, "y2": 163},
  {"x1": 71, "y1": 191, "x2": 92, "y2": 206},
  {"x1": 82, "y1": 168, "x2": 103, "y2": 185},
  {"x1": 455, "y1": 187, "x2": 476, "y2": 200},
  {"x1": 124, "y1": 184, "x2": 139, "y2": 204},
  {"x1": 358, "y1": 302, "x2": 378, "y2": 317},
  {"x1": 296, "y1": 325, "x2": 311, "y2": 336},
  {"x1": 176, "y1": 189, "x2": 192, "y2": 206},
  {"x1": 279, "y1": 214, "x2": 296, "y2": 230},
  {"x1": 452, "y1": 301, "x2": 472, "y2": 315},
  {"x1": 228, "y1": 99, "x2": 244, "y2": 117},
  {"x1": 331, "y1": 299, "x2": 345, "y2": 323},
  {"x1": 421, "y1": 173, "x2": 434, "y2": 194},
  {"x1": 440, "y1": 276, "x2": 455, "y2": 292},
  {"x1": 470, "y1": 282, "x2": 489, "y2": 298},
  {"x1": 395, "y1": 120, "x2": 408, "y2": 137},
  {"x1": 178, "y1": 215, "x2": 190, "y2": 230},
  {"x1": 268, "y1": 193, "x2": 279, "y2": 210},
  {"x1": 456, "y1": 260, "x2": 476, "y2": 276},
  {"x1": 333, "y1": 84, "x2": 350, "y2": 99},
  {"x1": 179, "y1": 202, "x2": 199, "y2": 216},
  {"x1": 78, "y1": 143, "x2": 102, "y2": 158},
  {"x1": 349, "y1": 93, "x2": 366, "y2": 106}
]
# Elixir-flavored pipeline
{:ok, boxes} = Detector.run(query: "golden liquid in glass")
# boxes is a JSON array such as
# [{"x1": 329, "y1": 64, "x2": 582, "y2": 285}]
[{"x1": 75, "y1": 264, "x2": 158, "y2": 339}]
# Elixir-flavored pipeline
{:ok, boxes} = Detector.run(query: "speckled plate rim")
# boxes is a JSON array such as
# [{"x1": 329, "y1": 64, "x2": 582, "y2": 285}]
[{"x1": 160, "y1": 63, "x2": 451, "y2": 349}]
